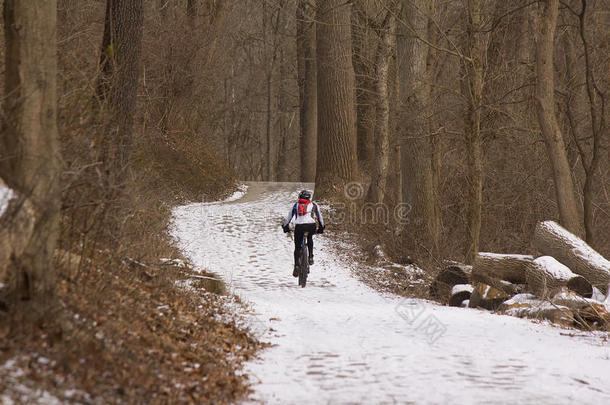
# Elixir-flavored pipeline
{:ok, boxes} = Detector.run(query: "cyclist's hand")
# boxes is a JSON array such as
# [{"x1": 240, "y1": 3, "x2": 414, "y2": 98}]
[
  {"x1": 317, "y1": 226, "x2": 325, "y2": 234},
  {"x1": 282, "y1": 225, "x2": 290, "y2": 233}
]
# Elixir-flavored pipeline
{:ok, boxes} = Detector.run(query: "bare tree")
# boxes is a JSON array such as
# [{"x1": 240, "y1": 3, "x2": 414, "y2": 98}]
[
  {"x1": 397, "y1": 0, "x2": 440, "y2": 254},
  {"x1": 97, "y1": 0, "x2": 145, "y2": 182},
  {"x1": 315, "y1": 0, "x2": 358, "y2": 198},
  {"x1": 562, "y1": 0, "x2": 606, "y2": 246},
  {"x1": 462, "y1": 0, "x2": 491, "y2": 263},
  {"x1": 368, "y1": 10, "x2": 396, "y2": 204},
  {"x1": 297, "y1": 0, "x2": 317, "y2": 182},
  {"x1": 1, "y1": 0, "x2": 61, "y2": 307},
  {"x1": 352, "y1": 1, "x2": 377, "y2": 170},
  {"x1": 534, "y1": 0, "x2": 582, "y2": 235}
]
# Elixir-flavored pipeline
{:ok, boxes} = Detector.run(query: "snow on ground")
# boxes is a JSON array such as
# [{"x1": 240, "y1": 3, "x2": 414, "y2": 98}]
[{"x1": 171, "y1": 182, "x2": 610, "y2": 405}]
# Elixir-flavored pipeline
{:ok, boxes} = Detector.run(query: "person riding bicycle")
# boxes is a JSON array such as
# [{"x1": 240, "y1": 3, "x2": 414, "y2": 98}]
[{"x1": 282, "y1": 190, "x2": 325, "y2": 277}]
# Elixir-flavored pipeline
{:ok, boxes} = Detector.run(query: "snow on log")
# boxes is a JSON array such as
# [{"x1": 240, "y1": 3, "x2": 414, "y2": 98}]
[
  {"x1": 472, "y1": 252, "x2": 533, "y2": 284},
  {"x1": 525, "y1": 256, "x2": 593, "y2": 298},
  {"x1": 498, "y1": 294, "x2": 574, "y2": 327},
  {"x1": 448, "y1": 284, "x2": 473, "y2": 307},
  {"x1": 468, "y1": 283, "x2": 511, "y2": 311},
  {"x1": 430, "y1": 266, "x2": 469, "y2": 304},
  {"x1": 533, "y1": 221, "x2": 610, "y2": 291}
]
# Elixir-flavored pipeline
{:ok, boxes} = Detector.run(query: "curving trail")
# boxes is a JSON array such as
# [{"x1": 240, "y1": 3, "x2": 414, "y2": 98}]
[{"x1": 171, "y1": 182, "x2": 610, "y2": 405}]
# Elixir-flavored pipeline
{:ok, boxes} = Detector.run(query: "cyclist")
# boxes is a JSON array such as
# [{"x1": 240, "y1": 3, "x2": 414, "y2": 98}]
[{"x1": 282, "y1": 190, "x2": 325, "y2": 277}]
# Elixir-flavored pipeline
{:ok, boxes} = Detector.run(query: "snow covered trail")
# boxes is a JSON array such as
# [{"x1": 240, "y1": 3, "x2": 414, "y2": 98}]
[{"x1": 171, "y1": 182, "x2": 610, "y2": 404}]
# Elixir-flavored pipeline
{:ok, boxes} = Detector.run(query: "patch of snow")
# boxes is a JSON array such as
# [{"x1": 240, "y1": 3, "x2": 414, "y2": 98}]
[
  {"x1": 223, "y1": 183, "x2": 248, "y2": 202},
  {"x1": 503, "y1": 293, "x2": 538, "y2": 305},
  {"x1": 451, "y1": 284, "x2": 473, "y2": 295},
  {"x1": 0, "y1": 181, "x2": 15, "y2": 218},
  {"x1": 171, "y1": 182, "x2": 610, "y2": 404},
  {"x1": 534, "y1": 255, "x2": 574, "y2": 280},
  {"x1": 478, "y1": 252, "x2": 533, "y2": 260},
  {"x1": 160, "y1": 258, "x2": 187, "y2": 267},
  {"x1": 591, "y1": 287, "x2": 605, "y2": 302}
]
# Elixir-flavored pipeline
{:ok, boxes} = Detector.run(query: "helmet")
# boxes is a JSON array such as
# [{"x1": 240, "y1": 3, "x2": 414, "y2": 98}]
[{"x1": 298, "y1": 190, "x2": 312, "y2": 200}]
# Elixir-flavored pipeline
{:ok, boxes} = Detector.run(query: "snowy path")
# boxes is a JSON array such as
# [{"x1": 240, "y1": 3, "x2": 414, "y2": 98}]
[{"x1": 171, "y1": 182, "x2": 610, "y2": 404}]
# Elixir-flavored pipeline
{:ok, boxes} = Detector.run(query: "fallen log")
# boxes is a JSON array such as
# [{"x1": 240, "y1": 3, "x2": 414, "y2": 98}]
[
  {"x1": 525, "y1": 256, "x2": 593, "y2": 298},
  {"x1": 468, "y1": 283, "x2": 511, "y2": 311},
  {"x1": 448, "y1": 284, "x2": 473, "y2": 307},
  {"x1": 533, "y1": 221, "x2": 610, "y2": 291},
  {"x1": 472, "y1": 252, "x2": 533, "y2": 284},
  {"x1": 430, "y1": 266, "x2": 469, "y2": 303},
  {"x1": 552, "y1": 289, "x2": 609, "y2": 328},
  {"x1": 498, "y1": 293, "x2": 574, "y2": 327}
]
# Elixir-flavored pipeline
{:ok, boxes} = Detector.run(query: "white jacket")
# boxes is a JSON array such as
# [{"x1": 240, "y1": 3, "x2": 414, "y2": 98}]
[{"x1": 283, "y1": 200, "x2": 324, "y2": 227}]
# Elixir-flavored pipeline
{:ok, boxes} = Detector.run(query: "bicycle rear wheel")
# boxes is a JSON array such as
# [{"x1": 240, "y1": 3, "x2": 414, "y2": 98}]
[{"x1": 299, "y1": 243, "x2": 308, "y2": 288}]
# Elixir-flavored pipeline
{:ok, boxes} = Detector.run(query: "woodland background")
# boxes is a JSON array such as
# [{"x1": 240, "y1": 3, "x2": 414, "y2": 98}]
[{"x1": 0, "y1": 0, "x2": 608, "y2": 401}]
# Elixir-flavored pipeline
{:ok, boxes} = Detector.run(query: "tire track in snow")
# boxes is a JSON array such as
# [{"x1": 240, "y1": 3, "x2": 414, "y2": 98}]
[{"x1": 171, "y1": 182, "x2": 610, "y2": 404}]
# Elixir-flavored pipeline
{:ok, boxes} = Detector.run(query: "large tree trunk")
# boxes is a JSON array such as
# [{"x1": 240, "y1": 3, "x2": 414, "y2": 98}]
[
  {"x1": 352, "y1": 2, "x2": 376, "y2": 171},
  {"x1": 462, "y1": 0, "x2": 489, "y2": 263},
  {"x1": 367, "y1": 12, "x2": 395, "y2": 204},
  {"x1": 97, "y1": 0, "x2": 144, "y2": 182},
  {"x1": 533, "y1": 221, "x2": 610, "y2": 291},
  {"x1": 397, "y1": 0, "x2": 440, "y2": 255},
  {"x1": 534, "y1": 0, "x2": 582, "y2": 236},
  {"x1": 297, "y1": 0, "x2": 317, "y2": 182},
  {"x1": 315, "y1": 0, "x2": 358, "y2": 198},
  {"x1": 1, "y1": 0, "x2": 61, "y2": 307}
]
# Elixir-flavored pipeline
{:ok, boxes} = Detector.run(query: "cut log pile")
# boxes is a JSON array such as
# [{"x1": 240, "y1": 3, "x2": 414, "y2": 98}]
[{"x1": 431, "y1": 221, "x2": 610, "y2": 330}]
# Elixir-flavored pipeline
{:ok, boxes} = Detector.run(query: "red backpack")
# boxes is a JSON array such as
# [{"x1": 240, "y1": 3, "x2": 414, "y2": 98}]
[{"x1": 297, "y1": 198, "x2": 310, "y2": 216}]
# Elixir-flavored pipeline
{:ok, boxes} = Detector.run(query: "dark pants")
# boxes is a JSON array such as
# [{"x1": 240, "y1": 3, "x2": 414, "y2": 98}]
[{"x1": 294, "y1": 223, "x2": 316, "y2": 265}]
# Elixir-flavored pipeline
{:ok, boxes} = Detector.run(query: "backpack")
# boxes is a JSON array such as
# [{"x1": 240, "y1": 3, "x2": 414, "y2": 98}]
[{"x1": 297, "y1": 198, "x2": 311, "y2": 216}]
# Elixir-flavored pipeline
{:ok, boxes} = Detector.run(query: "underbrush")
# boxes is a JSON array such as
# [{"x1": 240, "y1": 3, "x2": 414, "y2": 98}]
[
  {"x1": 1, "y1": 149, "x2": 260, "y2": 403},
  {"x1": 1, "y1": 259, "x2": 261, "y2": 403}
]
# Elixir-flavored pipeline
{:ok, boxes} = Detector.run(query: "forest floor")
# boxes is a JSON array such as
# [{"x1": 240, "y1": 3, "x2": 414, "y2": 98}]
[
  {"x1": 171, "y1": 181, "x2": 610, "y2": 404},
  {"x1": 0, "y1": 186, "x2": 265, "y2": 404}
]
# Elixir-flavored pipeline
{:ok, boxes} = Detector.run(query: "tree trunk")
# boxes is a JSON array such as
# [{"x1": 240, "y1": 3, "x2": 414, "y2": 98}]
[
  {"x1": 97, "y1": 0, "x2": 144, "y2": 182},
  {"x1": 534, "y1": 0, "x2": 582, "y2": 236},
  {"x1": 533, "y1": 221, "x2": 610, "y2": 291},
  {"x1": 468, "y1": 282, "x2": 511, "y2": 310},
  {"x1": 187, "y1": 0, "x2": 197, "y2": 26},
  {"x1": 352, "y1": 3, "x2": 376, "y2": 170},
  {"x1": 472, "y1": 252, "x2": 533, "y2": 284},
  {"x1": 368, "y1": 12, "x2": 395, "y2": 204},
  {"x1": 297, "y1": 0, "x2": 317, "y2": 182},
  {"x1": 448, "y1": 284, "x2": 473, "y2": 307},
  {"x1": 315, "y1": 0, "x2": 358, "y2": 198},
  {"x1": 397, "y1": 0, "x2": 440, "y2": 254},
  {"x1": 1, "y1": 0, "x2": 61, "y2": 307},
  {"x1": 429, "y1": 266, "x2": 470, "y2": 302},
  {"x1": 525, "y1": 256, "x2": 592, "y2": 298},
  {"x1": 462, "y1": 0, "x2": 488, "y2": 264},
  {"x1": 577, "y1": 0, "x2": 604, "y2": 249}
]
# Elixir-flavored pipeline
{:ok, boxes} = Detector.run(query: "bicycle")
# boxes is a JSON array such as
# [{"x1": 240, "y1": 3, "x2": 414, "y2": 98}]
[{"x1": 289, "y1": 229, "x2": 310, "y2": 288}]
